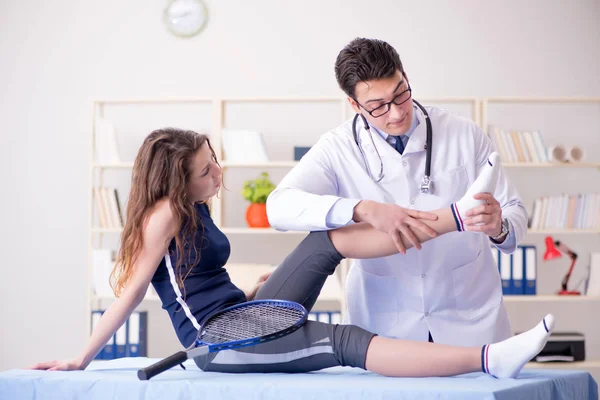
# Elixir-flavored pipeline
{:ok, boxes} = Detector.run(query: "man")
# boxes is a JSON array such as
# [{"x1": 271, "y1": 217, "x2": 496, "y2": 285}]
[{"x1": 266, "y1": 38, "x2": 527, "y2": 346}]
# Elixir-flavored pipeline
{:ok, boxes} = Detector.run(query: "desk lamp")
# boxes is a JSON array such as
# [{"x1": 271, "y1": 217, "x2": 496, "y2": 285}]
[{"x1": 543, "y1": 236, "x2": 581, "y2": 295}]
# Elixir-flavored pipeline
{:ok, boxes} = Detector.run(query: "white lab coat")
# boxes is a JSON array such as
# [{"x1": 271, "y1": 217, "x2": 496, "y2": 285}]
[{"x1": 267, "y1": 105, "x2": 528, "y2": 346}]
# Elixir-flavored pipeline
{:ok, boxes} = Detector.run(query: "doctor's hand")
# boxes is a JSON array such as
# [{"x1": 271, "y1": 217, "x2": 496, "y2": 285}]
[
  {"x1": 353, "y1": 200, "x2": 438, "y2": 254},
  {"x1": 463, "y1": 193, "x2": 503, "y2": 237}
]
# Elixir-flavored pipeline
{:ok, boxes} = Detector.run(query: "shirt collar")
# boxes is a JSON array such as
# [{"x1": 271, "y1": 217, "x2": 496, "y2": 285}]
[{"x1": 370, "y1": 104, "x2": 419, "y2": 141}]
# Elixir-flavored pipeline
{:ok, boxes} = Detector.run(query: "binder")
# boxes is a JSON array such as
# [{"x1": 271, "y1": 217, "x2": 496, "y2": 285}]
[
  {"x1": 91, "y1": 310, "x2": 148, "y2": 359},
  {"x1": 524, "y1": 246, "x2": 537, "y2": 295},
  {"x1": 91, "y1": 311, "x2": 105, "y2": 360},
  {"x1": 512, "y1": 247, "x2": 524, "y2": 295},
  {"x1": 127, "y1": 312, "x2": 139, "y2": 357},
  {"x1": 317, "y1": 313, "x2": 331, "y2": 324},
  {"x1": 499, "y1": 251, "x2": 513, "y2": 295},
  {"x1": 104, "y1": 332, "x2": 115, "y2": 360},
  {"x1": 330, "y1": 312, "x2": 342, "y2": 324},
  {"x1": 127, "y1": 311, "x2": 148, "y2": 357},
  {"x1": 308, "y1": 311, "x2": 342, "y2": 324},
  {"x1": 115, "y1": 323, "x2": 127, "y2": 358}
]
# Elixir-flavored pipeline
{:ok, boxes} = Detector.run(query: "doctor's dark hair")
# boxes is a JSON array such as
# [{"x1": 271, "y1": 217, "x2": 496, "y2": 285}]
[{"x1": 335, "y1": 38, "x2": 404, "y2": 98}]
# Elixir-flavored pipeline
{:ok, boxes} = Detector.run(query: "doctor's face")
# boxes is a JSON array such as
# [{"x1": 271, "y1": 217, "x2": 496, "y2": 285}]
[{"x1": 350, "y1": 70, "x2": 413, "y2": 136}]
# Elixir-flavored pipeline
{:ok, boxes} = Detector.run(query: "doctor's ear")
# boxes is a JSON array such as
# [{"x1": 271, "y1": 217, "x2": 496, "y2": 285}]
[{"x1": 347, "y1": 97, "x2": 360, "y2": 113}]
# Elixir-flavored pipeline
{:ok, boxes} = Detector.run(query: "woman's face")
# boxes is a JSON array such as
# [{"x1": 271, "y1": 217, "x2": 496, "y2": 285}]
[{"x1": 187, "y1": 142, "x2": 222, "y2": 203}]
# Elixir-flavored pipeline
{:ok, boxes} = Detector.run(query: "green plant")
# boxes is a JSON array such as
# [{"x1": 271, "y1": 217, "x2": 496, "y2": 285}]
[{"x1": 241, "y1": 172, "x2": 276, "y2": 204}]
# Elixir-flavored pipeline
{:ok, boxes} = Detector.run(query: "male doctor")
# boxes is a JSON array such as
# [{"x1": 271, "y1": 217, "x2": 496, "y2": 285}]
[{"x1": 266, "y1": 38, "x2": 528, "y2": 346}]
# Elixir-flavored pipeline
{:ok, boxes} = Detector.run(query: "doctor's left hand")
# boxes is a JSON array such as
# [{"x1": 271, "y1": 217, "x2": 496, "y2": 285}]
[{"x1": 463, "y1": 193, "x2": 503, "y2": 237}]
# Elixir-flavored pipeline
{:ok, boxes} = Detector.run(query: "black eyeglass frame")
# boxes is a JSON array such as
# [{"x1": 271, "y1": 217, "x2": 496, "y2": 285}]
[{"x1": 354, "y1": 83, "x2": 413, "y2": 118}]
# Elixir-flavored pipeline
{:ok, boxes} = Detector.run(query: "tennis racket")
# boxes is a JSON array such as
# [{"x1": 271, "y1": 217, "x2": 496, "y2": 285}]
[{"x1": 137, "y1": 299, "x2": 308, "y2": 380}]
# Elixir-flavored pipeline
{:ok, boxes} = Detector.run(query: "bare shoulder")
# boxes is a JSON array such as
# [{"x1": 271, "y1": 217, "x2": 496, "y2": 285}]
[{"x1": 144, "y1": 198, "x2": 178, "y2": 245}]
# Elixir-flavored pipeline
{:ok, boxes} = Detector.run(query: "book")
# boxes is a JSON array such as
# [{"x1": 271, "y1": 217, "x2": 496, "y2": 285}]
[
  {"x1": 586, "y1": 253, "x2": 600, "y2": 296},
  {"x1": 94, "y1": 187, "x2": 109, "y2": 228}
]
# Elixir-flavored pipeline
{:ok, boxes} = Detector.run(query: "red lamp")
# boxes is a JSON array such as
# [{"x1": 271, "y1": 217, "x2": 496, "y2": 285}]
[{"x1": 543, "y1": 236, "x2": 581, "y2": 295}]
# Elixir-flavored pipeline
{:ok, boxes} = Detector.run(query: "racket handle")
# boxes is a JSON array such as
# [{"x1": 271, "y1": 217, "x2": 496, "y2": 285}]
[{"x1": 137, "y1": 351, "x2": 188, "y2": 380}]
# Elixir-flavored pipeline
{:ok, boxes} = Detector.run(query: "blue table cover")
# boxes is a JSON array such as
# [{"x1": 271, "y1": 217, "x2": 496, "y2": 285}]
[{"x1": 1, "y1": 357, "x2": 597, "y2": 400}]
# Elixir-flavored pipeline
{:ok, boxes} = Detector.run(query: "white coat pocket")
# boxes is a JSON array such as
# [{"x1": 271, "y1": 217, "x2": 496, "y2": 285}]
[
  {"x1": 434, "y1": 165, "x2": 468, "y2": 205},
  {"x1": 419, "y1": 165, "x2": 468, "y2": 211},
  {"x1": 451, "y1": 249, "x2": 502, "y2": 320},
  {"x1": 346, "y1": 266, "x2": 399, "y2": 335}
]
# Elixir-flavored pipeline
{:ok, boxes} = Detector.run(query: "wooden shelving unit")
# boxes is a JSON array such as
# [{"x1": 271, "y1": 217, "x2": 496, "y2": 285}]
[{"x1": 88, "y1": 95, "x2": 600, "y2": 376}]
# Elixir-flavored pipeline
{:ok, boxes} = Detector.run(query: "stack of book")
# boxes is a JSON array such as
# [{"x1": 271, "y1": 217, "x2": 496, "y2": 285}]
[
  {"x1": 530, "y1": 193, "x2": 600, "y2": 230},
  {"x1": 94, "y1": 187, "x2": 124, "y2": 229},
  {"x1": 487, "y1": 125, "x2": 549, "y2": 163}
]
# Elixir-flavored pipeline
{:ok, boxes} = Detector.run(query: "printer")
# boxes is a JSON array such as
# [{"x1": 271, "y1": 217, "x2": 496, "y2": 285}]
[{"x1": 533, "y1": 332, "x2": 585, "y2": 362}]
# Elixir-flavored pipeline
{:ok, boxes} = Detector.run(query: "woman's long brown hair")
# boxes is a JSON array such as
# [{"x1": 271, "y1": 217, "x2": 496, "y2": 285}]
[{"x1": 110, "y1": 128, "x2": 218, "y2": 297}]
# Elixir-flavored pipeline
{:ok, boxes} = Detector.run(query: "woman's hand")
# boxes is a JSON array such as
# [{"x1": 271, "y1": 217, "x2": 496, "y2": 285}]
[
  {"x1": 245, "y1": 271, "x2": 272, "y2": 301},
  {"x1": 30, "y1": 359, "x2": 84, "y2": 371}
]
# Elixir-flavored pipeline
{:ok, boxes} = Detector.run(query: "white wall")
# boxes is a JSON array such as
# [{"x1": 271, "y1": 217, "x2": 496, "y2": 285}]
[{"x1": 1, "y1": 0, "x2": 599, "y2": 371}]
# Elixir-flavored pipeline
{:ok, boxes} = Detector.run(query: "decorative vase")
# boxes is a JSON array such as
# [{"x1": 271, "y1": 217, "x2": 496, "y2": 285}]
[{"x1": 245, "y1": 203, "x2": 270, "y2": 228}]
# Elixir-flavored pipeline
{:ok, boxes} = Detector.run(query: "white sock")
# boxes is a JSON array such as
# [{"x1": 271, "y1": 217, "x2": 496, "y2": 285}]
[
  {"x1": 451, "y1": 152, "x2": 501, "y2": 231},
  {"x1": 482, "y1": 313, "x2": 555, "y2": 378}
]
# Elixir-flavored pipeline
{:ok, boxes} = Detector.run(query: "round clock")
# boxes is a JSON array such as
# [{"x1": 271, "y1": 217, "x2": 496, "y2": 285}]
[{"x1": 164, "y1": 0, "x2": 208, "y2": 38}]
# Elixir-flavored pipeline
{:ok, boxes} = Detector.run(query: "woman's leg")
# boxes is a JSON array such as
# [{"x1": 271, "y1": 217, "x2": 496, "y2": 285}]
[
  {"x1": 365, "y1": 313, "x2": 554, "y2": 378},
  {"x1": 255, "y1": 152, "x2": 500, "y2": 308},
  {"x1": 195, "y1": 312, "x2": 554, "y2": 379},
  {"x1": 332, "y1": 152, "x2": 502, "y2": 259},
  {"x1": 254, "y1": 230, "x2": 343, "y2": 311},
  {"x1": 195, "y1": 321, "x2": 374, "y2": 373},
  {"x1": 330, "y1": 208, "x2": 456, "y2": 259},
  {"x1": 253, "y1": 209, "x2": 455, "y2": 310}
]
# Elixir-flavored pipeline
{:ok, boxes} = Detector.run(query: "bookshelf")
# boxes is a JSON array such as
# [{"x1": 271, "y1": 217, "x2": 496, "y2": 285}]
[
  {"x1": 88, "y1": 96, "x2": 599, "y2": 379},
  {"x1": 482, "y1": 97, "x2": 600, "y2": 384}
]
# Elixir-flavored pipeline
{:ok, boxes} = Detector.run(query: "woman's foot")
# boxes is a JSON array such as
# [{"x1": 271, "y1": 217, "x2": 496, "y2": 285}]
[
  {"x1": 482, "y1": 313, "x2": 555, "y2": 378},
  {"x1": 451, "y1": 152, "x2": 501, "y2": 231}
]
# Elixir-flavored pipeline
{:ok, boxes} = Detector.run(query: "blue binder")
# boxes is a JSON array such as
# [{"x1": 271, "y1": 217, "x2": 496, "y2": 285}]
[
  {"x1": 309, "y1": 311, "x2": 342, "y2": 324},
  {"x1": 91, "y1": 310, "x2": 148, "y2": 359},
  {"x1": 91, "y1": 311, "x2": 106, "y2": 360},
  {"x1": 512, "y1": 246, "x2": 525, "y2": 295},
  {"x1": 127, "y1": 311, "x2": 148, "y2": 357},
  {"x1": 523, "y1": 245, "x2": 537, "y2": 295},
  {"x1": 115, "y1": 324, "x2": 127, "y2": 358},
  {"x1": 499, "y1": 251, "x2": 513, "y2": 295}
]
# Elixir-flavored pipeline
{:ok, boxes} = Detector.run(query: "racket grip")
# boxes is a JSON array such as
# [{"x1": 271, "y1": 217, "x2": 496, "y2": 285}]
[{"x1": 137, "y1": 351, "x2": 188, "y2": 380}]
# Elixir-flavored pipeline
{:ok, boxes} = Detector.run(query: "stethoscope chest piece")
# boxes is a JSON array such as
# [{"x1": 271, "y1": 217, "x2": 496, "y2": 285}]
[{"x1": 420, "y1": 175, "x2": 434, "y2": 194}]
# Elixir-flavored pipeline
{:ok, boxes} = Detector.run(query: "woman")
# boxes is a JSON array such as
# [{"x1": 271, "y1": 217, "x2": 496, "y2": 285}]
[{"x1": 33, "y1": 128, "x2": 553, "y2": 379}]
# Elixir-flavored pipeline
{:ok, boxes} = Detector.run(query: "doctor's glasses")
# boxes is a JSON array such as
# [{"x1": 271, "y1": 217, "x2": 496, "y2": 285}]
[{"x1": 354, "y1": 86, "x2": 412, "y2": 118}]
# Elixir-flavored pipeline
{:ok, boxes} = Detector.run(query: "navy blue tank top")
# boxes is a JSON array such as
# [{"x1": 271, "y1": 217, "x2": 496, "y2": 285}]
[{"x1": 151, "y1": 202, "x2": 246, "y2": 348}]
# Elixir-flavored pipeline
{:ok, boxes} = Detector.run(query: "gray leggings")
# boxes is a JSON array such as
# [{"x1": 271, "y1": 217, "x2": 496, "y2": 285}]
[{"x1": 193, "y1": 231, "x2": 376, "y2": 373}]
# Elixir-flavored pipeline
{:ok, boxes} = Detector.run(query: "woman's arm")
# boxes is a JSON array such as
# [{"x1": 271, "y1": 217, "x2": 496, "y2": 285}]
[
  {"x1": 243, "y1": 271, "x2": 272, "y2": 301},
  {"x1": 31, "y1": 201, "x2": 177, "y2": 371}
]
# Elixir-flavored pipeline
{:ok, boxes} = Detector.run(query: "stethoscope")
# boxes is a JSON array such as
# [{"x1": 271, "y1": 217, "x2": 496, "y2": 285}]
[{"x1": 352, "y1": 99, "x2": 434, "y2": 194}]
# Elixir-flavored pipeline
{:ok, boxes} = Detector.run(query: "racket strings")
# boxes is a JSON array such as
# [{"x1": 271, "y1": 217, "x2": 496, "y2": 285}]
[{"x1": 201, "y1": 303, "x2": 304, "y2": 344}]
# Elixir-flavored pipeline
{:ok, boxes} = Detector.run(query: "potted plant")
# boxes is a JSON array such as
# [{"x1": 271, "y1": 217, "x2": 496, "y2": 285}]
[{"x1": 241, "y1": 172, "x2": 276, "y2": 228}]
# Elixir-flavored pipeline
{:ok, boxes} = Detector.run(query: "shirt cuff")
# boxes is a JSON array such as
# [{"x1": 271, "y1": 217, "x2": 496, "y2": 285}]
[
  {"x1": 490, "y1": 219, "x2": 516, "y2": 250},
  {"x1": 325, "y1": 198, "x2": 362, "y2": 228}
]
